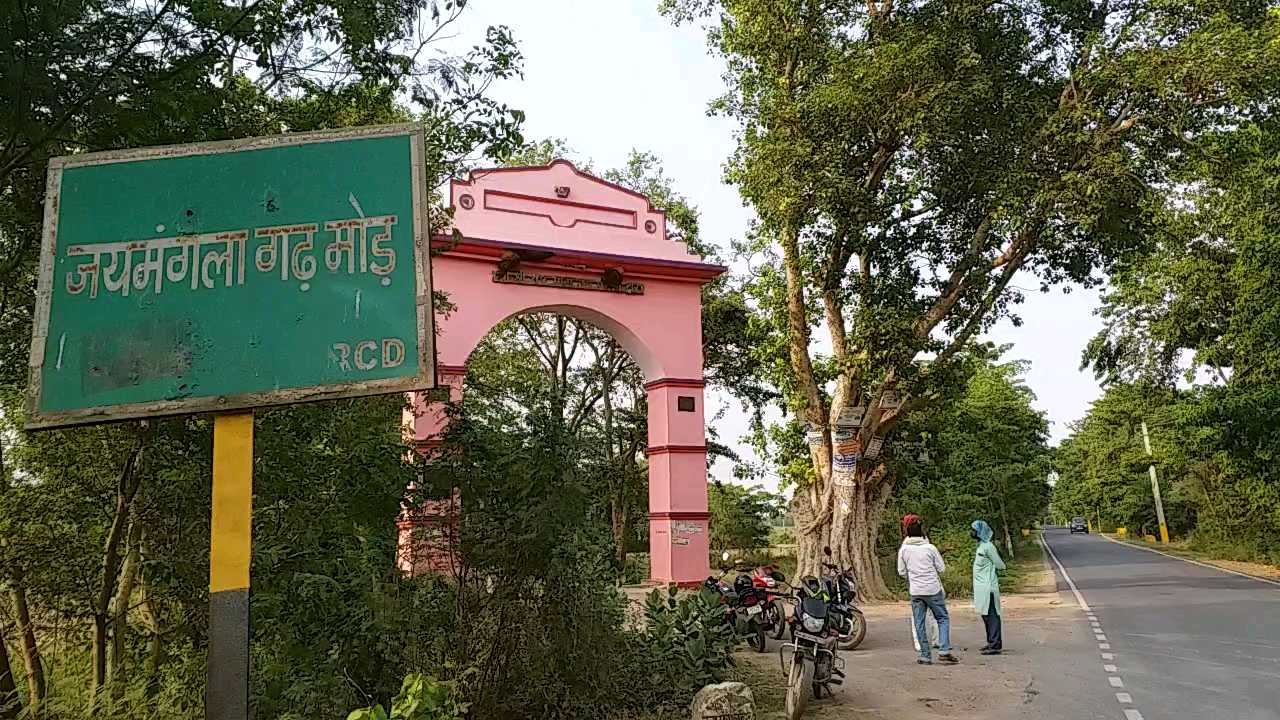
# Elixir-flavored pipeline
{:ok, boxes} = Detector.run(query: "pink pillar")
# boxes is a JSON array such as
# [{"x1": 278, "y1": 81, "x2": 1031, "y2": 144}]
[
  {"x1": 645, "y1": 378, "x2": 710, "y2": 586},
  {"x1": 396, "y1": 367, "x2": 466, "y2": 577}
]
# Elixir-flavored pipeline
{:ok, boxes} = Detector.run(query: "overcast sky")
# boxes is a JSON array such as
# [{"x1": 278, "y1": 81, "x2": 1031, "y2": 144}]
[{"x1": 438, "y1": 0, "x2": 1106, "y2": 491}]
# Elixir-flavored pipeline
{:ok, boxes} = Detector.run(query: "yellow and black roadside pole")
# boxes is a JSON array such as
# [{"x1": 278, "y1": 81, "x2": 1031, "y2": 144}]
[
  {"x1": 1140, "y1": 421, "x2": 1170, "y2": 544},
  {"x1": 208, "y1": 412, "x2": 254, "y2": 720}
]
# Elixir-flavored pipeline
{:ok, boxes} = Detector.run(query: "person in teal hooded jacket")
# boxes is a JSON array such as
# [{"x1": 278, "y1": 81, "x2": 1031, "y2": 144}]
[{"x1": 971, "y1": 520, "x2": 1006, "y2": 655}]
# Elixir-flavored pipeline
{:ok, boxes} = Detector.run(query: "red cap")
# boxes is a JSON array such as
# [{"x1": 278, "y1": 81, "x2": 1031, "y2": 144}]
[{"x1": 902, "y1": 514, "x2": 921, "y2": 533}]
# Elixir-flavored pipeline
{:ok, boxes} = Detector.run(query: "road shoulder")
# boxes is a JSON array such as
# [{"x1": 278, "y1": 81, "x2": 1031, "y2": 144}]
[
  {"x1": 1099, "y1": 533, "x2": 1280, "y2": 588},
  {"x1": 736, "y1": 592, "x2": 1113, "y2": 719}
]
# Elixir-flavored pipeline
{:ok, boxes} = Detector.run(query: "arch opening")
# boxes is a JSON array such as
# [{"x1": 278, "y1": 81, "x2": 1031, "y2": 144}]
[{"x1": 464, "y1": 304, "x2": 663, "y2": 383}]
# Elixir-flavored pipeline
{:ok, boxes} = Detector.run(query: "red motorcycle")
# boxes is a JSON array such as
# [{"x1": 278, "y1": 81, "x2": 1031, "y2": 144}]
[{"x1": 752, "y1": 564, "x2": 792, "y2": 644}]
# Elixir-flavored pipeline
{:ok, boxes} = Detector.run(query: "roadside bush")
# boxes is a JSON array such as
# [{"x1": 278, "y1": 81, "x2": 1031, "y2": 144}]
[
  {"x1": 642, "y1": 587, "x2": 736, "y2": 691},
  {"x1": 347, "y1": 673, "x2": 469, "y2": 720},
  {"x1": 404, "y1": 402, "x2": 736, "y2": 720},
  {"x1": 1187, "y1": 531, "x2": 1280, "y2": 567},
  {"x1": 623, "y1": 552, "x2": 651, "y2": 585}
]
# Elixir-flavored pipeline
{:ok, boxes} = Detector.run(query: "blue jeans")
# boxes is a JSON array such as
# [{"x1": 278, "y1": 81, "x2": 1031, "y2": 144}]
[{"x1": 911, "y1": 591, "x2": 952, "y2": 660}]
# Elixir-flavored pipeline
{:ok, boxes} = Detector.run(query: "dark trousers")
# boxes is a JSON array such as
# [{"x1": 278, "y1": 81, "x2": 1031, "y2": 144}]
[{"x1": 981, "y1": 592, "x2": 1002, "y2": 650}]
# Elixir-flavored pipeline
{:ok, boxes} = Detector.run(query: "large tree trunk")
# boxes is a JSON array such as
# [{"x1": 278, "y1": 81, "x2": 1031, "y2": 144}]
[
  {"x1": 999, "y1": 501, "x2": 1015, "y2": 558},
  {"x1": 0, "y1": 627, "x2": 20, "y2": 719},
  {"x1": 9, "y1": 586, "x2": 43, "y2": 712},
  {"x1": 90, "y1": 614, "x2": 107, "y2": 699},
  {"x1": 792, "y1": 463, "x2": 892, "y2": 599}
]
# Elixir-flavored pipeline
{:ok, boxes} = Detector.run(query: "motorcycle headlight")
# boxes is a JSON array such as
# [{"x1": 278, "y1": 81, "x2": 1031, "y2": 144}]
[{"x1": 802, "y1": 615, "x2": 825, "y2": 633}]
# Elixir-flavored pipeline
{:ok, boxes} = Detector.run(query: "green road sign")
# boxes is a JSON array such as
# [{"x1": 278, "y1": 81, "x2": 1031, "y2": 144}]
[{"x1": 27, "y1": 124, "x2": 435, "y2": 429}]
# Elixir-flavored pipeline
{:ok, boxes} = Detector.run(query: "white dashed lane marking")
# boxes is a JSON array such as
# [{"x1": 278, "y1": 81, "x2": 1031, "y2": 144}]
[{"x1": 1043, "y1": 533, "x2": 1149, "y2": 720}]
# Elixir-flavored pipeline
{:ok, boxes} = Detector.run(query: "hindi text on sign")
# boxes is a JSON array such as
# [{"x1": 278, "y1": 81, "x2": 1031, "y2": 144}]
[{"x1": 65, "y1": 215, "x2": 399, "y2": 299}]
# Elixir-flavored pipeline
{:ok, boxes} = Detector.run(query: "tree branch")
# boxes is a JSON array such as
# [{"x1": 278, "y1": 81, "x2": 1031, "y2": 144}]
[
  {"x1": 0, "y1": 0, "x2": 265, "y2": 186},
  {"x1": 916, "y1": 215, "x2": 995, "y2": 339},
  {"x1": 781, "y1": 222, "x2": 826, "y2": 430},
  {"x1": 517, "y1": 317, "x2": 557, "y2": 371}
]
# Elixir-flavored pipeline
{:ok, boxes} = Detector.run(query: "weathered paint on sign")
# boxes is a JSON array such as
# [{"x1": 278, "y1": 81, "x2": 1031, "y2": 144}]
[
  {"x1": 27, "y1": 124, "x2": 434, "y2": 429},
  {"x1": 835, "y1": 405, "x2": 866, "y2": 428},
  {"x1": 879, "y1": 389, "x2": 902, "y2": 409}
]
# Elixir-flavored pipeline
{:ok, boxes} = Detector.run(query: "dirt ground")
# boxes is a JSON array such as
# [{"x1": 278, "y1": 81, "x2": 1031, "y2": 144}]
[
  {"x1": 625, "y1": 542, "x2": 1085, "y2": 719},
  {"x1": 736, "y1": 593, "x2": 1088, "y2": 720}
]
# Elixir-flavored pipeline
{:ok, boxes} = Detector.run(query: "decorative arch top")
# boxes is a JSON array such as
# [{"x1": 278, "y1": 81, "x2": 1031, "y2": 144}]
[{"x1": 448, "y1": 159, "x2": 709, "y2": 266}]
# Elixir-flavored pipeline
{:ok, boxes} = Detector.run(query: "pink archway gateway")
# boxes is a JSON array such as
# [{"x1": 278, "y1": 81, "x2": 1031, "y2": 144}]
[{"x1": 396, "y1": 160, "x2": 724, "y2": 585}]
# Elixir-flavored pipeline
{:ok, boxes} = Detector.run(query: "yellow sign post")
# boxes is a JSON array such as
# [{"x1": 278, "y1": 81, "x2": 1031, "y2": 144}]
[{"x1": 208, "y1": 413, "x2": 254, "y2": 719}]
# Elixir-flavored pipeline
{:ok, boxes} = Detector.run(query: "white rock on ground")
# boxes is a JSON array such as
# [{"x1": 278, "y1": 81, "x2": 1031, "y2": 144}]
[{"x1": 690, "y1": 681, "x2": 755, "y2": 720}]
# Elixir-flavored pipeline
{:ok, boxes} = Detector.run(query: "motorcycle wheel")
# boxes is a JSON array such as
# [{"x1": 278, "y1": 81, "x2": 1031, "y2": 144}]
[
  {"x1": 749, "y1": 622, "x2": 767, "y2": 653},
  {"x1": 784, "y1": 654, "x2": 814, "y2": 720},
  {"x1": 769, "y1": 602, "x2": 788, "y2": 640},
  {"x1": 838, "y1": 608, "x2": 867, "y2": 651}
]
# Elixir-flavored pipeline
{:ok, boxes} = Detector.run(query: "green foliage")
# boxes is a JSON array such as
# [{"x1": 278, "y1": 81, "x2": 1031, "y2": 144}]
[
  {"x1": 708, "y1": 483, "x2": 783, "y2": 551},
  {"x1": 347, "y1": 674, "x2": 469, "y2": 720},
  {"x1": 642, "y1": 588, "x2": 736, "y2": 691},
  {"x1": 1071, "y1": 118, "x2": 1280, "y2": 559},
  {"x1": 1050, "y1": 385, "x2": 1195, "y2": 537},
  {"x1": 664, "y1": 0, "x2": 1280, "y2": 590},
  {"x1": 411, "y1": 393, "x2": 732, "y2": 719},
  {"x1": 893, "y1": 355, "x2": 1051, "y2": 541},
  {"x1": 0, "y1": 1, "x2": 529, "y2": 715},
  {"x1": 0, "y1": 394, "x2": 419, "y2": 718},
  {"x1": 1053, "y1": 381, "x2": 1280, "y2": 557}
]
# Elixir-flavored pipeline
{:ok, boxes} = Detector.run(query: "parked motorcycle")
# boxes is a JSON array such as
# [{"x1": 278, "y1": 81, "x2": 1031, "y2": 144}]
[
  {"x1": 779, "y1": 576, "x2": 843, "y2": 719},
  {"x1": 819, "y1": 546, "x2": 867, "y2": 650},
  {"x1": 702, "y1": 552, "x2": 771, "y2": 652},
  {"x1": 751, "y1": 564, "x2": 791, "y2": 641}
]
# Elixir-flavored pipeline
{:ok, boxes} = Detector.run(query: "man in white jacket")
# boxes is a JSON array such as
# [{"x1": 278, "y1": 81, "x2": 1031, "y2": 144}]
[{"x1": 897, "y1": 516, "x2": 959, "y2": 665}]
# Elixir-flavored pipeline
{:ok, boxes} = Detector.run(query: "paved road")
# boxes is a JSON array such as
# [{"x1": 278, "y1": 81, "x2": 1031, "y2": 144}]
[{"x1": 1043, "y1": 527, "x2": 1280, "y2": 720}]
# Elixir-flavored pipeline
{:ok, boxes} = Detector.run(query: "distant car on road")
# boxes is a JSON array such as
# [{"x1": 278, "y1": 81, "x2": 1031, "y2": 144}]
[{"x1": 1069, "y1": 517, "x2": 1088, "y2": 534}]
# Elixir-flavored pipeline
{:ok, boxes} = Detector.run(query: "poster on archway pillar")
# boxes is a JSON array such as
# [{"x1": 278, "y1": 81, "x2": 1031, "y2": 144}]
[{"x1": 25, "y1": 123, "x2": 436, "y2": 720}]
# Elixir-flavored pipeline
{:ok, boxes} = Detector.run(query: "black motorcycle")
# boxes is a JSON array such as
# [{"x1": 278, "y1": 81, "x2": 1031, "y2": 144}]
[
  {"x1": 779, "y1": 576, "x2": 843, "y2": 719},
  {"x1": 702, "y1": 552, "x2": 770, "y2": 652},
  {"x1": 820, "y1": 546, "x2": 867, "y2": 650}
]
